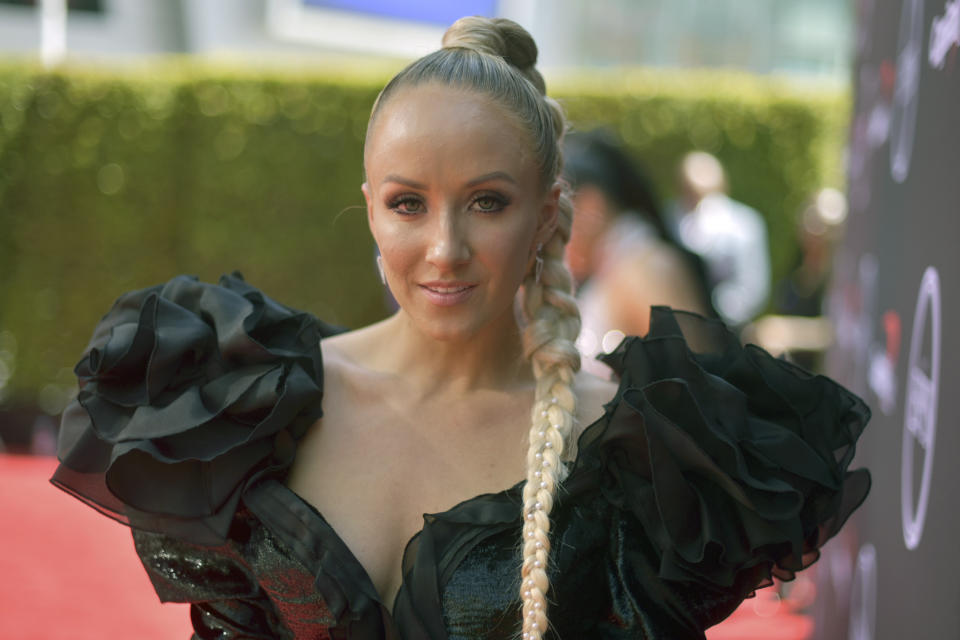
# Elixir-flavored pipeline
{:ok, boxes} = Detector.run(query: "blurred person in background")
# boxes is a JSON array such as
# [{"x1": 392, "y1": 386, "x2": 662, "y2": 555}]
[
  {"x1": 746, "y1": 187, "x2": 849, "y2": 371},
  {"x1": 774, "y1": 188, "x2": 848, "y2": 318},
  {"x1": 670, "y1": 151, "x2": 771, "y2": 329},
  {"x1": 51, "y1": 17, "x2": 871, "y2": 640},
  {"x1": 564, "y1": 130, "x2": 714, "y2": 377}
]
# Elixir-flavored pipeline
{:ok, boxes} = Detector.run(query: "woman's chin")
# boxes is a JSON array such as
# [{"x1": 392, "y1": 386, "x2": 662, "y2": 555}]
[
  {"x1": 415, "y1": 317, "x2": 484, "y2": 343},
  {"x1": 391, "y1": 286, "x2": 521, "y2": 343},
  {"x1": 397, "y1": 304, "x2": 499, "y2": 343}
]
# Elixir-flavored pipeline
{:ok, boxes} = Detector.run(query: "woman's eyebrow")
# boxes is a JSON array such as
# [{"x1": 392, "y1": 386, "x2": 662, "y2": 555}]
[
  {"x1": 382, "y1": 171, "x2": 518, "y2": 189},
  {"x1": 383, "y1": 174, "x2": 427, "y2": 189},
  {"x1": 466, "y1": 171, "x2": 518, "y2": 187}
]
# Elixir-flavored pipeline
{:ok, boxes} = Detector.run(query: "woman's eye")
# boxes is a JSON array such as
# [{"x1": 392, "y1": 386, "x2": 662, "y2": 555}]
[
  {"x1": 472, "y1": 194, "x2": 507, "y2": 213},
  {"x1": 389, "y1": 197, "x2": 425, "y2": 215}
]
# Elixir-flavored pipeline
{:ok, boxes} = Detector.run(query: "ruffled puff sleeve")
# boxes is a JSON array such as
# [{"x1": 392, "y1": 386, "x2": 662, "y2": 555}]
[
  {"x1": 51, "y1": 273, "x2": 333, "y2": 547},
  {"x1": 576, "y1": 307, "x2": 871, "y2": 596}
]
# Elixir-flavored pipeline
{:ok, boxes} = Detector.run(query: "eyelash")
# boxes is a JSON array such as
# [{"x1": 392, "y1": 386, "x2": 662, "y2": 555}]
[
  {"x1": 386, "y1": 192, "x2": 510, "y2": 216},
  {"x1": 387, "y1": 195, "x2": 425, "y2": 215},
  {"x1": 471, "y1": 193, "x2": 509, "y2": 213}
]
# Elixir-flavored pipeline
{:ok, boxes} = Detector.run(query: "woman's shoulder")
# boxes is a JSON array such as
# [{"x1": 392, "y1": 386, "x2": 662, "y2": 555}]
[
  {"x1": 315, "y1": 318, "x2": 400, "y2": 409},
  {"x1": 51, "y1": 273, "x2": 335, "y2": 545},
  {"x1": 320, "y1": 318, "x2": 392, "y2": 368}
]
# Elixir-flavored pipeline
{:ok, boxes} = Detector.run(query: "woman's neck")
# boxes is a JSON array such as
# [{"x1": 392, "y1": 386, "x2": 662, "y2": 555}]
[{"x1": 368, "y1": 306, "x2": 534, "y2": 398}]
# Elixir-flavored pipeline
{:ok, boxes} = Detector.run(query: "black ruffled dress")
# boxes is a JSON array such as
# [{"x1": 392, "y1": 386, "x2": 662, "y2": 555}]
[{"x1": 52, "y1": 274, "x2": 871, "y2": 640}]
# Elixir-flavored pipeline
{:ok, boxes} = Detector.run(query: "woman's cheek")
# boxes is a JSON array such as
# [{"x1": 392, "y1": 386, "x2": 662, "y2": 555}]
[
  {"x1": 378, "y1": 232, "x2": 417, "y2": 285},
  {"x1": 488, "y1": 230, "x2": 534, "y2": 285},
  {"x1": 385, "y1": 247, "x2": 414, "y2": 279}
]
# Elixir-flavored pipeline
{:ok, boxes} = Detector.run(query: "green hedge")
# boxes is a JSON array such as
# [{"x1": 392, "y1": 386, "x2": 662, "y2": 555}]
[{"x1": 0, "y1": 62, "x2": 847, "y2": 410}]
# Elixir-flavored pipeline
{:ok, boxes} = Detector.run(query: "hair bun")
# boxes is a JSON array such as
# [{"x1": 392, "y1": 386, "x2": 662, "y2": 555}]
[{"x1": 442, "y1": 17, "x2": 545, "y2": 93}]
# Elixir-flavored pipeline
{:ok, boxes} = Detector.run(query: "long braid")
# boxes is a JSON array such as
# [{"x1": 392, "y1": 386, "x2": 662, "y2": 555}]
[{"x1": 519, "y1": 183, "x2": 580, "y2": 640}]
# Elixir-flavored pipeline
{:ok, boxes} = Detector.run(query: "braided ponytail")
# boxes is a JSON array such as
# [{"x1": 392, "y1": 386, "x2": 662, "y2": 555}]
[
  {"x1": 518, "y1": 186, "x2": 580, "y2": 640},
  {"x1": 366, "y1": 16, "x2": 580, "y2": 639}
]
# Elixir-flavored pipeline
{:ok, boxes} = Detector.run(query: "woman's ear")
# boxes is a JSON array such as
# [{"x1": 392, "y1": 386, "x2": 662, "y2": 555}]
[
  {"x1": 362, "y1": 182, "x2": 376, "y2": 237},
  {"x1": 361, "y1": 182, "x2": 372, "y2": 210},
  {"x1": 536, "y1": 182, "x2": 562, "y2": 245}
]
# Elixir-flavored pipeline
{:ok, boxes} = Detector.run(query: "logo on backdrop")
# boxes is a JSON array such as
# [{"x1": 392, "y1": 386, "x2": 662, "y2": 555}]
[
  {"x1": 901, "y1": 266, "x2": 941, "y2": 550},
  {"x1": 848, "y1": 543, "x2": 878, "y2": 640},
  {"x1": 890, "y1": 0, "x2": 925, "y2": 183},
  {"x1": 929, "y1": 0, "x2": 960, "y2": 69}
]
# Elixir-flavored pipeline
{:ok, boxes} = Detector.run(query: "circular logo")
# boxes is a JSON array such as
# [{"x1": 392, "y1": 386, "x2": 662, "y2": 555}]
[
  {"x1": 901, "y1": 266, "x2": 941, "y2": 550},
  {"x1": 847, "y1": 543, "x2": 878, "y2": 640},
  {"x1": 890, "y1": 0, "x2": 925, "y2": 183}
]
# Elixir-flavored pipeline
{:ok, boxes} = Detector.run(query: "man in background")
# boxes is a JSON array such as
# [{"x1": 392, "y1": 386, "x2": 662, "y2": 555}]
[{"x1": 670, "y1": 151, "x2": 771, "y2": 329}]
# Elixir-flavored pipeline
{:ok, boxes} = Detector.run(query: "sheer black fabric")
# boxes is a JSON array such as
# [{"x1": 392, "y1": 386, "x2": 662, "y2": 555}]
[
  {"x1": 52, "y1": 275, "x2": 871, "y2": 639},
  {"x1": 52, "y1": 273, "x2": 337, "y2": 545}
]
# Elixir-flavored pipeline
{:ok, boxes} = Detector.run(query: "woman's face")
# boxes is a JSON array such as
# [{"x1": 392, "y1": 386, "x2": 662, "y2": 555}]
[{"x1": 363, "y1": 84, "x2": 558, "y2": 341}]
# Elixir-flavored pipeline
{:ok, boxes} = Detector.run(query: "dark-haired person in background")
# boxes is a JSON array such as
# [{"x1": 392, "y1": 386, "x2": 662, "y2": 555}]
[{"x1": 564, "y1": 130, "x2": 714, "y2": 377}]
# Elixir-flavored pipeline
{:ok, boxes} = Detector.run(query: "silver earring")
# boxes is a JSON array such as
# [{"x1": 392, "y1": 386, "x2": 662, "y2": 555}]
[
  {"x1": 534, "y1": 243, "x2": 544, "y2": 284},
  {"x1": 376, "y1": 255, "x2": 386, "y2": 285}
]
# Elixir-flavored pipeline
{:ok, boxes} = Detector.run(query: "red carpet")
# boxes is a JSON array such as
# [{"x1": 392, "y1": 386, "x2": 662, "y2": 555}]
[
  {"x1": 707, "y1": 584, "x2": 814, "y2": 640},
  {"x1": 0, "y1": 454, "x2": 192, "y2": 639}
]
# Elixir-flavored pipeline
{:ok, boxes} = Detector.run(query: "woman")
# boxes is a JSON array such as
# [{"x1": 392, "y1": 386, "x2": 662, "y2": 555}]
[
  {"x1": 52, "y1": 17, "x2": 870, "y2": 640},
  {"x1": 563, "y1": 130, "x2": 716, "y2": 377}
]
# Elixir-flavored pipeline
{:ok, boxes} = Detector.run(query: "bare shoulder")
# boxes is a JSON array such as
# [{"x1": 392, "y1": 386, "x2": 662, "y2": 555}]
[
  {"x1": 313, "y1": 321, "x2": 395, "y2": 421},
  {"x1": 573, "y1": 368, "x2": 619, "y2": 435},
  {"x1": 319, "y1": 317, "x2": 397, "y2": 379},
  {"x1": 321, "y1": 321, "x2": 381, "y2": 362},
  {"x1": 316, "y1": 330, "x2": 359, "y2": 395}
]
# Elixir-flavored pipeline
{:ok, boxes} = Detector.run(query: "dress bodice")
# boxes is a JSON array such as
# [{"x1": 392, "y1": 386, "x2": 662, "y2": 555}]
[{"x1": 52, "y1": 274, "x2": 871, "y2": 639}]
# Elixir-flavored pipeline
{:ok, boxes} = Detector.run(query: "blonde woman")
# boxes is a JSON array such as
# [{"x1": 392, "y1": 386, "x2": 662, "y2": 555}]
[{"x1": 53, "y1": 17, "x2": 870, "y2": 640}]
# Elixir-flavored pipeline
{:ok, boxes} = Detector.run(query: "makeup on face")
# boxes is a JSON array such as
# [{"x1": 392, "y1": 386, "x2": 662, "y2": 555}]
[{"x1": 363, "y1": 84, "x2": 550, "y2": 340}]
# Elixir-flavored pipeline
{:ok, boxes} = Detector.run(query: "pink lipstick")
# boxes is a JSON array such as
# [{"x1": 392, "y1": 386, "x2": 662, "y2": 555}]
[{"x1": 418, "y1": 282, "x2": 477, "y2": 306}]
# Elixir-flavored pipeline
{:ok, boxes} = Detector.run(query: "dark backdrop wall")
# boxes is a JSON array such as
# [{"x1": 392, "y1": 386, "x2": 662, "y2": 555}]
[{"x1": 821, "y1": 0, "x2": 959, "y2": 638}]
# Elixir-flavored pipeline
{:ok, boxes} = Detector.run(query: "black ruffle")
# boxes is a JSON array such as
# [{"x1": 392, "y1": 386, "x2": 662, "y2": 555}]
[
  {"x1": 573, "y1": 306, "x2": 871, "y2": 594},
  {"x1": 52, "y1": 273, "x2": 334, "y2": 545},
  {"x1": 50, "y1": 284, "x2": 871, "y2": 637}
]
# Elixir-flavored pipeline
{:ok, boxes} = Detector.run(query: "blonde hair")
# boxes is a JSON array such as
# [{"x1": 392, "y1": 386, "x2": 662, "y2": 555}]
[{"x1": 366, "y1": 16, "x2": 581, "y2": 640}]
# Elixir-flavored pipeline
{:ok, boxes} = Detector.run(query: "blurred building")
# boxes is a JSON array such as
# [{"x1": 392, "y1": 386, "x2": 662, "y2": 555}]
[{"x1": 0, "y1": 0, "x2": 851, "y2": 81}]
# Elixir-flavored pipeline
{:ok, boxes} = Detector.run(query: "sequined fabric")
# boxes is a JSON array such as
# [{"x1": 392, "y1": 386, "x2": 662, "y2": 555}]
[
  {"x1": 133, "y1": 508, "x2": 336, "y2": 640},
  {"x1": 130, "y1": 479, "x2": 756, "y2": 639},
  {"x1": 51, "y1": 277, "x2": 872, "y2": 640}
]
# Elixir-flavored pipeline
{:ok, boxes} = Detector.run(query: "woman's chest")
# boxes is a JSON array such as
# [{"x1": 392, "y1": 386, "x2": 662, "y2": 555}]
[
  {"x1": 239, "y1": 485, "x2": 682, "y2": 639},
  {"x1": 285, "y1": 383, "x2": 532, "y2": 610}
]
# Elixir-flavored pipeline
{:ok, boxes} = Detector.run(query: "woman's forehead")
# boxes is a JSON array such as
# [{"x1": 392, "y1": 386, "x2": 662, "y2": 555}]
[
  {"x1": 371, "y1": 85, "x2": 523, "y2": 141},
  {"x1": 365, "y1": 84, "x2": 534, "y2": 174}
]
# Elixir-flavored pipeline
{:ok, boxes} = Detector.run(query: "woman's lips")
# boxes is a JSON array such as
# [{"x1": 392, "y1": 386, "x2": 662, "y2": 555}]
[{"x1": 418, "y1": 282, "x2": 477, "y2": 306}]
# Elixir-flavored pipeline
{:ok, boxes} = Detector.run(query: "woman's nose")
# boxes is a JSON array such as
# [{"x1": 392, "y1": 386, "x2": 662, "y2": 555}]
[{"x1": 425, "y1": 210, "x2": 470, "y2": 269}]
